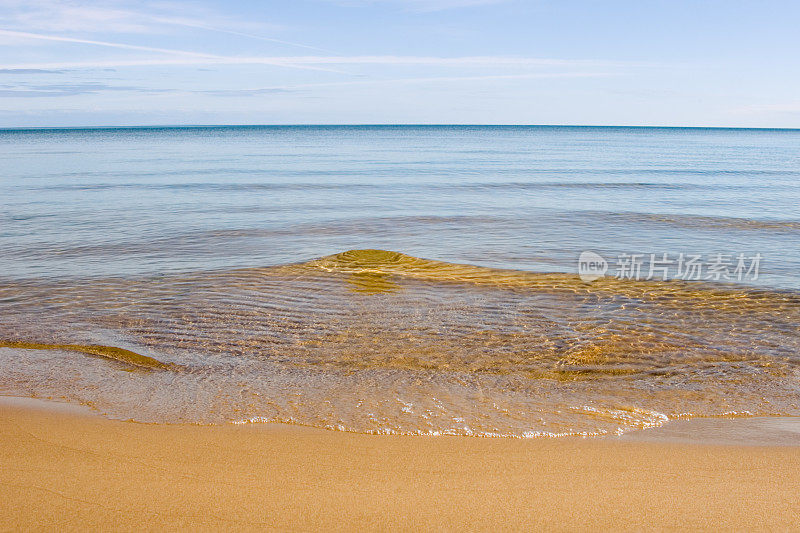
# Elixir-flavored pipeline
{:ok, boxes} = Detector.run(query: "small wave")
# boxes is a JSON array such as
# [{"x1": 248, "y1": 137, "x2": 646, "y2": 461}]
[
  {"x1": 579, "y1": 211, "x2": 800, "y2": 232},
  {"x1": 23, "y1": 179, "x2": 800, "y2": 194}
]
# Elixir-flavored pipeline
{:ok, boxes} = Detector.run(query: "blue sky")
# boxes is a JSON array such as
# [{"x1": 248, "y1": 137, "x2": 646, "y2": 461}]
[{"x1": 0, "y1": 0, "x2": 798, "y2": 127}]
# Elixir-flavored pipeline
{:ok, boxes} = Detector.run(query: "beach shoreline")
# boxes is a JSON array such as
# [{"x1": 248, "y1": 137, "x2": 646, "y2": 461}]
[{"x1": 2, "y1": 396, "x2": 799, "y2": 531}]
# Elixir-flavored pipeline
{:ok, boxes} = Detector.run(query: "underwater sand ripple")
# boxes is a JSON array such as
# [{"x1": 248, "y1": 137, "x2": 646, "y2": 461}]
[{"x1": 0, "y1": 250, "x2": 798, "y2": 437}]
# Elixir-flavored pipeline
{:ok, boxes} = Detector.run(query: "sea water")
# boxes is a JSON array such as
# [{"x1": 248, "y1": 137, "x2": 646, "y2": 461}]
[{"x1": 1, "y1": 125, "x2": 798, "y2": 436}]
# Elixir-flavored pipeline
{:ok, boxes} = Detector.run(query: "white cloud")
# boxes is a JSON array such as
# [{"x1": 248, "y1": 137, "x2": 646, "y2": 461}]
[
  {"x1": 147, "y1": 18, "x2": 335, "y2": 53},
  {"x1": 1, "y1": 0, "x2": 166, "y2": 33},
  {"x1": 0, "y1": 53, "x2": 640, "y2": 71},
  {"x1": 0, "y1": 29, "x2": 345, "y2": 73},
  {"x1": 733, "y1": 103, "x2": 800, "y2": 114},
  {"x1": 326, "y1": 0, "x2": 508, "y2": 12},
  {"x1": 0, "y1": 0, "x2": 320, "y2": 51},
  {"x1": 199, "y1": 71, "x2": 614, "y2": 96},
  {"x1": 0, "y1": 29, "x2": 223, "y2": 57}
]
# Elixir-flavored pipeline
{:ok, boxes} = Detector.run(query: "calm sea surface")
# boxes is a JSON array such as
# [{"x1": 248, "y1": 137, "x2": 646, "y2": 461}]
[{"x1": 1, "y1": 126, "x2": 799, "y2": 437}]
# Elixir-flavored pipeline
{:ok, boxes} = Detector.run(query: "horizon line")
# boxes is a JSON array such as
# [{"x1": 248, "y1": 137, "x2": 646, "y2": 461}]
[{"x1": 2, "y1": 123, "x2": 800, "y2": 131}]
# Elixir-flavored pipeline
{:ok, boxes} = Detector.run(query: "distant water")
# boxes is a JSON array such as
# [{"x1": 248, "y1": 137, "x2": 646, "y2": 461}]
[{"x1": 1, "y1": 126, "x2": 799, "y2": 437}]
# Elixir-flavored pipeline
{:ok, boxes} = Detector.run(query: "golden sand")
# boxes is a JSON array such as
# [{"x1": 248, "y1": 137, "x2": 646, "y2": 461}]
[{"x1": 2, "y1": 397, "x2": 799, "y2": 531}]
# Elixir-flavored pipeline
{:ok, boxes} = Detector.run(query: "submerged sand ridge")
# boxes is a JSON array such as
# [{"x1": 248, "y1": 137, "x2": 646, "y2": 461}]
[
  {"x1": 0, "y1": 341, "x2": 175, "y2": 370},
  {"x1": 0, "y1": 250, "x2": 798, "y2": 436}
]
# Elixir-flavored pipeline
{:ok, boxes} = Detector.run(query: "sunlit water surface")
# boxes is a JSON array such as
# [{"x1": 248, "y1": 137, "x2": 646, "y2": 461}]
[{"x1": 1, "y1": 126, "x2": 799, "y2": 437}]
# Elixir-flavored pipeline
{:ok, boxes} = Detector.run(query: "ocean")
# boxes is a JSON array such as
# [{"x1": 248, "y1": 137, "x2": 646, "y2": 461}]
[{"x1": 1, "y1": 125, "x2": 799, "y2": 436}]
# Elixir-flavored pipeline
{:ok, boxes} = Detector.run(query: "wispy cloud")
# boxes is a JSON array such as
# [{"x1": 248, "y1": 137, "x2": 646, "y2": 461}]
[
  {"x1": 0, "y1": 0, "x2": 328, "y2": 52},
  {"x1": 0, "y1": 68, "x2": 64, "y2": 74},
  {"x1": 0, "y1": 54, "x2": 641, "y2": 71},
  {"x1": 328, "y1": 0, "x2": 508, "y2": 12},
  {"x1": 733, "y1": 103, "x2": 800, "y2": 115},
  {"x1": 0, "y1": 81, "x2": 164, "y2": 97},
  {"x1": 1, "y1": 0, "x2": 273, "y2": 33},
  {"x1": 0, "y1": 29, "x2": 346, "y2": 73},
  {"x1": 1, "y1": 0, "x2": 162, "y2": 33},
  {"x1": 200, "y1": 71, "x2": 614, "y2": 97},
  {"x1": 0, "y1": 28, "x2": 226, "y2": 57},
  {"x1": 201, "y1": 87, "x2": 299, "y2": 97},
  {"x1": 149, "y1": 17, "x2": 337, "y2": 54},
  {"x1": 262, "y1": 56, "x2": 640, "y2": 67}
]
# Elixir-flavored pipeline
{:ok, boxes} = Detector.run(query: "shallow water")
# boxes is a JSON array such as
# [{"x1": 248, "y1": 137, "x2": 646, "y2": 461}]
[{"x1": 1, "y1": 126, "x2": 799, "y2": 436}]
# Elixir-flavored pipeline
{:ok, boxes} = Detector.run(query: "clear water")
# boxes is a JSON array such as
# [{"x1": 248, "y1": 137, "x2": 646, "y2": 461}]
[{"x1": 1, "y1": 126, "x2": 799, "y2": 436}]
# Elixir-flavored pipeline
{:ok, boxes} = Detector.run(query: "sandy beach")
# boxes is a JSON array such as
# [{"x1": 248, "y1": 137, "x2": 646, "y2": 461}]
[
  {"x1": 3, "y1": 0, "x2": 799, "y2": 528},
  {"x1": 2, "y1": 397, "x2": 799, "y2": 531}
]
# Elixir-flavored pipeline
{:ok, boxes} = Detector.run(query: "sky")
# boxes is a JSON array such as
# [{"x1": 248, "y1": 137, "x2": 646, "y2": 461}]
[{"x1": 0, "y1": 0, "x2": 799, "y2": 127}]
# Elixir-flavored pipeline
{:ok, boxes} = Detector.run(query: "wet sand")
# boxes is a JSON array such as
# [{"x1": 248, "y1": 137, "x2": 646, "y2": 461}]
[{"x1": 2, "y1": 397, "x2": 799, "y2": 531}]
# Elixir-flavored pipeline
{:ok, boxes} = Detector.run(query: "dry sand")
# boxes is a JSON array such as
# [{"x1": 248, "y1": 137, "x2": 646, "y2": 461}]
[{"x1": 2, "y1": 397, "x2": 799, "y2": 531}]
